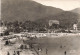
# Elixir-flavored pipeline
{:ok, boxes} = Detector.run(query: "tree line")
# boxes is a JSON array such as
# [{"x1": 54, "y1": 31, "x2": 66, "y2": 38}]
[{"x1": 1, "y1": 20, "x2": 73, "y2": 34}]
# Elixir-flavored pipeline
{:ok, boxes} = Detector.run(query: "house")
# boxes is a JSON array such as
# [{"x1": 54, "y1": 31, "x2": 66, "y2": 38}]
[
  {"x1": 49, "y1": 20, "x2": 59, "y2": 26},
  {"x1": 77, "y1": 22, "x2": 80, "y2": 30},
  {"x1": 73, "y1": 24, "x2": 77, "y2": 31},
  {"x1": 0, "y1": 26, "x2": 7, "y2": 35}
]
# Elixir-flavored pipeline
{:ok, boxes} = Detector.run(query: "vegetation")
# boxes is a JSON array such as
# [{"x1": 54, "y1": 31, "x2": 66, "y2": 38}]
[
  {"x1": 1, "y1": 0, "x2": 80, "y2": 33},
  {"x1": 1, "y1": 20, "x2": 46, "y2": 33},
  {"x1": 1, "y1": 19, "x2": 75, "y2": 33}
]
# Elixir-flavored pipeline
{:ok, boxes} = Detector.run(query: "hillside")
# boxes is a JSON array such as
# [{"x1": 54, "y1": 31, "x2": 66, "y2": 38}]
[
  {"x1": 72, "y1": 8, "x2": 80, "y2": 30},
  {"x1": 35, "y1": 11, "x2": 79, "y2": 28},
  {"x1": 71, "y1": 8, "x2": 80, "y2": 14},
  {"x1": 1, "y1": 0, "x2": 63, "y2": 22},
  {"x1": 71, "y1": 8, "x2": 80, "y2": 24}
]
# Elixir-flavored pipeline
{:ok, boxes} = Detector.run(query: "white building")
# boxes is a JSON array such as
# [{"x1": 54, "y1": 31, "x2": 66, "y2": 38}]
[
  {"x1": 49, "y1": 20, "x2": 59, "y2": 26},
  {"x1": 0, "y1": 26, "x2": 7, "y2": 33},
  {"x1": 73, "y1": 24, "x2": 77, "y2": 31}
]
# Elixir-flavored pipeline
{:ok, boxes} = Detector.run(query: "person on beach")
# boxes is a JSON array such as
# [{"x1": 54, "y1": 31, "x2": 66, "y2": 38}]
[
  {"x1": 46, "y1": 48, "x2": 48, "y2": 54},
  {"x1": 13, "y1": 51, "x2": 16, "y2": 55},
  {"x1": 38, "y1": 47, "x2": 42, "y2": 52},
  {"x1": 60, "y1": 45, "x2": 62, "y2": 48},
  {"x1": 5, "y1": 40, "x2": 9, "y2": 45},
  {"x1": 64, "y1": 51, "x2": 66, "y2": 55},
  {"x1": 7, "y1": 51, "x2": 10, "y2": 55},
  {"x1": 17, "y1": 51, "x2": 20, "y2": 55}
]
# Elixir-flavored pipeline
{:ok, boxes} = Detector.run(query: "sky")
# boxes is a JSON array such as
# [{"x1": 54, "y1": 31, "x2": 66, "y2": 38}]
[
  {"x1": 33, "y1": 0, "x2": 80, "y2": 11},
  {"x1": 0, "y1": 0, "x2": 1, "y2": 20}
]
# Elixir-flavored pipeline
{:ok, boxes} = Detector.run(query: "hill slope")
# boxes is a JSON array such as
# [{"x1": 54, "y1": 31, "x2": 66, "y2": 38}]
[
  {"x1": 1, "y1": 0, "x2": 63, "y2": 22},
  {"x1": 35, "y1": 11, "x2": 79, "y2": 28},
  {"x1": 71, "y1": 8, "x2": 80, "y2": 23},
  {"x1": 71, "y1": 8, "x2": 80, "y2": 14}
]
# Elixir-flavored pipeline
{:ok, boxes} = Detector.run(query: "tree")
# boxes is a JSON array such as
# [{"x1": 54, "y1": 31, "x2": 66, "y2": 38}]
[
  {"x1": 49, "y1": 23, "x2": 59, "y2": 29},
  {"x1": 4, "y1": 30, "x2": 9, "y2": 35}
]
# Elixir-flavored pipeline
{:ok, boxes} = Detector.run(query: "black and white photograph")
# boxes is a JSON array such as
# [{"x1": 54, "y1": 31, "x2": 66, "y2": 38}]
[{"x1": 0, "y1": 0, "x2": 80, "y2": 55}]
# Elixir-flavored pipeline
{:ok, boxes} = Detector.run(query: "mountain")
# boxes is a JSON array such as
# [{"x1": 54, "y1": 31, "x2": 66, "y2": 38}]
[
  {"x1": 71, "y1": 8, "x2": 80, "y2": 23},
  {"x1": 1, "y1": 0, "x2": 63, "y2": 22},
  {"x1": 35, "y1": 11, "x2": 79, "y2": 28},
  {"x1": 71, "y1": 8, "x2": 80, "y2": 14}
]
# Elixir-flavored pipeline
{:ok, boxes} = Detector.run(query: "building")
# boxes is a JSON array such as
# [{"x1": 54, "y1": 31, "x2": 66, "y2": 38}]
[
  {"x1": 48, "y1": 20, "x2": 59, "y2": 33},
  {"x1": 77, "y1": 21, "x2": 80, "y2": 30},
  {"x1": 73, "y1": 24, "x2": 77, "y2": 31},
  {"x1": 0, "y1": 26, "x2": 7, "y2": 34},
  {"x1": 49, "y1": 20, "x2": 59, "y2": 26}
]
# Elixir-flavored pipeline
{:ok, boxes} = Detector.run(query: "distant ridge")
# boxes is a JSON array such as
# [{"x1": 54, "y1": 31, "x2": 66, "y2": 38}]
[{"x1": 71, "y1": 8, "x2": 80, "y2": 14}]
